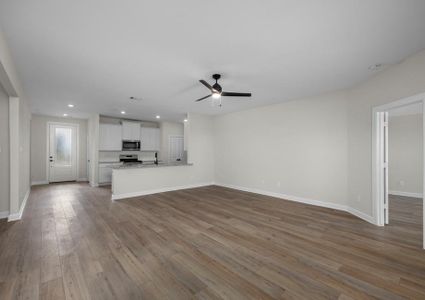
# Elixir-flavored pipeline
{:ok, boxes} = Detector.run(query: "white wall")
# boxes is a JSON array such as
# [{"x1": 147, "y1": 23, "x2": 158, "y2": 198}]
[
  {"x1": 31, "y1": 114, "x2": 88, "y2": 184},
  {"x1": 212, "y1": 49, "x2": 425, "y2": 221},
  {"x1": 88, "y1": 114, "x2": 100, "y2": 186},
  {"x1": 0, "y1": 84, "x2": 9, "y2": 215},
  {"x1": 19, "y1": 97, "x2": 31, "y2": 206},
  {"x1": 0, "y1": 26, "x2": 31, "y2": 218},
  {"x1": 389, "y1": 114, "x2": 423, "y2": 196},
  {"x1": 213, "y1": 91, "x2": 348, "y2": 207},
  {"x1": 159, "y1": 121, "x2": 184, "y2": 162},
  {"x1": 187, "y1": 113, "x2": 215, "y2": 182},
  {"x1": 347, "y1": 50, "x2": 425, "y2": 216}
]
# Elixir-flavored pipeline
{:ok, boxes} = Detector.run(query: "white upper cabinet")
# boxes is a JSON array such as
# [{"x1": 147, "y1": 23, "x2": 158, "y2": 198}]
[
  {"x1": 140, "y1": 127, "x2": 160, "y2": 151},
  {"x1": 99, "y1": 123, "x2": 122, "y2": 151},
  {"x1": 122, "y1": 121, "x2": 141, "y2": 141}
]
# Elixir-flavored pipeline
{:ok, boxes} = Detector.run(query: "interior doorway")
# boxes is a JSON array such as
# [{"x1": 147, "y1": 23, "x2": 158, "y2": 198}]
[
  {"x1": 372, "y1": 93, "x2": 425, "y2": 249},
  {"x1": 388, "y1": 104, "x2": 423, "y2": 248},
  {"x1": 169, "y1": 135, "x2": 184, "y2": 162},
  {"x1": 48, "y1": 122, "x2": 79, "y2": 183}
]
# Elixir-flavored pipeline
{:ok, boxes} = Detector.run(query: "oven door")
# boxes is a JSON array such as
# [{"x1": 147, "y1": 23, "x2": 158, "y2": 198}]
[{"x1": 122, "y1": 140, "x2": 140, "y2": 151}]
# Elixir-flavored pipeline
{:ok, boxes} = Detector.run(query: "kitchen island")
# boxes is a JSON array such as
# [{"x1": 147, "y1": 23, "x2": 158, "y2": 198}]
[{"x1": 111, "y1": 162, "x2": 212, "y2": 200}]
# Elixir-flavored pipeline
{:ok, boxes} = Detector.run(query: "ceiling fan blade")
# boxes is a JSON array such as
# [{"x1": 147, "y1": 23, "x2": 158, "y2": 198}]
[
  {"x1": 195, "y1": 94, "x2": 212, "y2": 102},
  {"x1": 200, "y1": 79, "x2": 220, "y2": 93},
  {"x1": 221, "y1": 92, "x2": 252, "y2": 97},
  {"x1": 199, "y1": 80, "x2": 214, "y2": 91}
]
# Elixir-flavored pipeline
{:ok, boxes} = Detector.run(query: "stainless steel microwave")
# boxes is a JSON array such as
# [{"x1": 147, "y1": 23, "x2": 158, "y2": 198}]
[{"x1": 122, "y1": 140, "x2": 141, "y2": 151}]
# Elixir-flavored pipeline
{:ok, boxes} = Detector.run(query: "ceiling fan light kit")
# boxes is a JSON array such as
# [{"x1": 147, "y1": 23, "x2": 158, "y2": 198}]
[{"x1": 195, "y1": 74, "x2": 251, "y2": 106}]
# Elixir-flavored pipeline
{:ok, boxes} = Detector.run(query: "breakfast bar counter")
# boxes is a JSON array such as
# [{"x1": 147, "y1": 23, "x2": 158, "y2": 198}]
[
  {"x1": 111, "y1": 161, "x2": 211, "y2": 200},
  {"x1": 113, "y1": 162, "x2": 193, "y2": 169}
]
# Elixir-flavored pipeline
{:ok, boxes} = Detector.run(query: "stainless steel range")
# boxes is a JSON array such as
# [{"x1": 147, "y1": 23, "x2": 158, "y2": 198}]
[{"x1": 119, "y1": 154, "x2": 143, "y2": 164}]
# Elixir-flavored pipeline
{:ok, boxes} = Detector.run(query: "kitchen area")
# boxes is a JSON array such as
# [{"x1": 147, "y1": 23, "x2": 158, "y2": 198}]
[
  {"x1": 86, "y1": 113, "x2": 214, "y2": 200},
  {"x1": 98, "y1": 115, "x2": 186, "y2": 185}
]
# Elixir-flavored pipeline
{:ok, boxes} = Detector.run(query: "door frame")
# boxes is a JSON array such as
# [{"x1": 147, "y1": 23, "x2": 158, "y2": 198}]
[
  {"x1": 168, "y1": 135, "x2": 184, "y2": 162},
  {"x1": 372, "y1": 92, "x2": 425, "y2": 249},
  {"x1": 46, "y1": 122, "x2": 80, "y2": 183}
]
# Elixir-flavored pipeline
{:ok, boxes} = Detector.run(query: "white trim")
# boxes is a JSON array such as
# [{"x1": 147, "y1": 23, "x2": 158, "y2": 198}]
[
  {"x1": 46, "y1": 122, "x2": 80, "y2": 183},
  {"x1": 215, "y1": 183, "x2": 375, "y2": 225},
  {"x1": 371, "y1": 92, "x2": 425, "y2": 249},
  {"x1": 112, "y1": 182, "x2": 214, "y2": 201},
  {"x1": 0, "y1": 211, "x2": 9, "y2": 219},
  {"x1": 31, "y1": 180, "x2": 49, "y2": 186},
  {"x1": 8, "y1": 189, "x2": 29, "y2": 222},
  {"x1": 31, "y1": 179, "x2": 88, "y2": 186},
  {"x1": 346, "y1": 207, "x2": 375, "y2": 224},
  {"x1": 216, "y1": 183, "x2": 347, "y2": 210},
  {"x1": 389, "y1": 190, "x2": 423, "y2": 198},
  {"x1": 9, "y1": 97, "x2": 20, "y2": 215}
]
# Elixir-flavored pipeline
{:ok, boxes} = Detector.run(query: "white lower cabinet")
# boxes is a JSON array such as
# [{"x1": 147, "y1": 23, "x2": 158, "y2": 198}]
[{"x1": 99, "y1": 163, "x2": 122, "y2": 184}]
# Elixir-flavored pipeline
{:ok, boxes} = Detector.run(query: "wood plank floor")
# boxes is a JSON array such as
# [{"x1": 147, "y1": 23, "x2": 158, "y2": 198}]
[{"x1": 0, "y1": 183, "x2": 424, "y2": 299}]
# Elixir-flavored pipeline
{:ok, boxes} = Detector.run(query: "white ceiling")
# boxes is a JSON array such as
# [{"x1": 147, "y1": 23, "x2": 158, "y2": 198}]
[{"x1": 1, "y1": 1, "x2": 425, "y2": 122}]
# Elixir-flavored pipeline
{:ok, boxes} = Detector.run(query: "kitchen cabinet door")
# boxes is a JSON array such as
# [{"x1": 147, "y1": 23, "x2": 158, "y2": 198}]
[
  {"x1": 152, "y1": 128, "x2": 160, "y2": 151},
  {"x1": 99, "y1": 166, "x2": 112, "y2": 183},
  {"x1": 99, "y1": 124, "x2": 122, "y2": 151},
  {"x1": 140, "y1": 127, "x2": 152, "y2": 150},
  {"x1": 122, "y1": 121, "x2": 141, "y2": 140},
  {"x1": 141, "y1": 127, "x2": 160, "y2": 151}
]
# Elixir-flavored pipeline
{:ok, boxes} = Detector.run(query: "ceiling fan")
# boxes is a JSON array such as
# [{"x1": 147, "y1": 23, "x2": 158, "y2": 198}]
[{"x1": 195, "y1": 74, "x2": 251, "y2": 105}]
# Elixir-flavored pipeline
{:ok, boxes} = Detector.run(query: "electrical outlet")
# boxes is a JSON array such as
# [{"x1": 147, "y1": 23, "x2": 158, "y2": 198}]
[
  {"x1": 277, "y1": 181, "x2": 281, "y2": 188},
  {"x1": 399, "y1": 180, "x2": 405, "y2": 187},
  {"x1": 357, "y1": 195, "x2": 361, "y2": 202}
]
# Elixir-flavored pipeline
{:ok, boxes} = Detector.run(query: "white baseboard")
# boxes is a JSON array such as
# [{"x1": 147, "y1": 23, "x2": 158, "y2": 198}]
[
  {"x1": 112, "y1": 182, "x2": 215, "y2": 201},
  {"x1": 215, "y1": 183, "x2": 348, "y2": 211},
  {"x1": 32, "y1": 178, "x2": 88, "y2": 186},
  {"x1": 8, "y1": 189, "x2": 30, "y2": 222},
  {"x1": 346, "y1": 207, "x2": 375, "y2": 224},
  {"x1": 31, "y1": 180, "x2": 49, "y2": 186},
  {"x1": 389, "y1": 190, "x2": 422, "y2": 198},
  {"x1": 215, "y1": 183, "x2": 375, "y2": 225},
  {"x1": 0, "y1": 211, "x2": 9, "y2": 219}
]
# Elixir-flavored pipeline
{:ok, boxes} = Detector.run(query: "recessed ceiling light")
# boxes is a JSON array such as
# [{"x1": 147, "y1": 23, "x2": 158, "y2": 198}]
[
  {"x1": 183, "y1": 119, "x2": 188, "y2": 122},
  {"x1": 156, "y1": 115, "x2": 160, "y2": 119},
  {"x1": 67, "y1": 104, "x2": 74, "y2": 108},
  {"x1": 121, "y1": 111, "x2": 126, "y2": 114},
  {"x1": 63, "y1": 113, "x2": 68, "y2": 117}
]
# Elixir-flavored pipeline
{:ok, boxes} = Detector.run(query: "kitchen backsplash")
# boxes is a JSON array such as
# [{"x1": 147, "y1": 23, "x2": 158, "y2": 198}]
[{"x1": 99, "y1": 151, "x2": 157, "y2": 162}]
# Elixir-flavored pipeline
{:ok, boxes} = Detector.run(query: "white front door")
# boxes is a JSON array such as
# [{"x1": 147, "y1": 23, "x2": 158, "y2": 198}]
[
  {"x1": 49, "y1": 123, "x2": 78, "y2": 182},
  {"x1": 169, "y1": 136, "x2": 184, "y2": 162}
]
